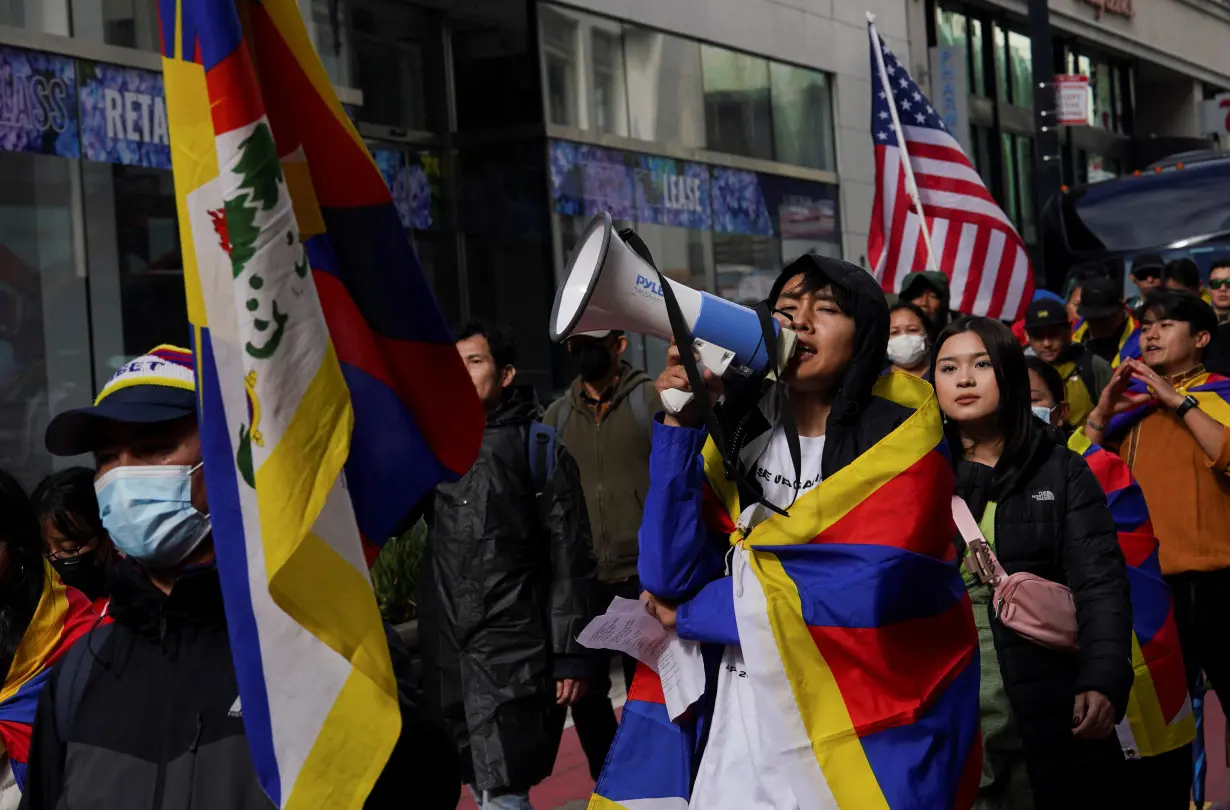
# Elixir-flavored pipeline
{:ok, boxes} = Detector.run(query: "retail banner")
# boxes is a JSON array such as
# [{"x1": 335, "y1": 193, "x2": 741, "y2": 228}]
[
  {"x1": 632, "y1": 154, "x2": 711, "y2": 230},
  {"x1": 77, "y1": 61, "x2": 170, "y2": 169},
  {"x1": 0, "y1": 45, "x2": 79, "y2": 158},
  {"x1": 549, "y1": 140, "x2": 636, "y2": 221},
  {"x1": 371, "y1": 149, "x2": 439, "y2": 231}
]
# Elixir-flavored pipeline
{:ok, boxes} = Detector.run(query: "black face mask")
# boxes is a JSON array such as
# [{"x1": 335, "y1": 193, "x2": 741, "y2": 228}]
[
  {"x1": 576, "y1": 344, "x2": 615, "y2": 383},
  {"x1": 52, "y1": 552, "x2": 107, "y2": 601}
]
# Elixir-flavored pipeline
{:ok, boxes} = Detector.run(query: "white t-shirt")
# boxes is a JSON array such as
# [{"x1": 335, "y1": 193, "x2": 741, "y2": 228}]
[{"x1": 738, "y1": 425, "x2": 825, "y2": 529}]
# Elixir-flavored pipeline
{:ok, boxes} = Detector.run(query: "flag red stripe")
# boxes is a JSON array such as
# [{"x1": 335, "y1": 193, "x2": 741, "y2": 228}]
[
  {"x1": 959, "y1": 227, "x2": 992, "y2": 313},
  {"x1": 914, "y1": 172, "x2": 1000, "y2": 207},
  {"x1": 808, "y1": 597, "x2": 977, "y2": 736},
  {"x1": 886, "y1": 164, "x2": 913, "y2": 293},
  {"x1": 986, "y1": 239, "x2": 1019, "y2": 323}
]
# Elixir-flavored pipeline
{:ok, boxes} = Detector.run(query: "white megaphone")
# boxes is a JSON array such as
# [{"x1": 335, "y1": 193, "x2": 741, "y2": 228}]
[{"x1": 550, "y1": 212, "x2": 796, "y2": 413}]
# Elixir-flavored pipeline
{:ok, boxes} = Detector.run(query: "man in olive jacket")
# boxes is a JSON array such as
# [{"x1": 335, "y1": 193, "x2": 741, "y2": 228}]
[{"x1": 544, "y1": 329, "x2": 660, "y2": 779}]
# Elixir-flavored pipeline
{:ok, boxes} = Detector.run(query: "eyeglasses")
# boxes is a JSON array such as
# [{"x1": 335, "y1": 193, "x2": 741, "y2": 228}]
[
  {"x1": 1210, "y1": 279, "x2": 1230, "y2": 290},
  {"x1": 45, "y1": 537, "x2": 99, "y2": 563}
]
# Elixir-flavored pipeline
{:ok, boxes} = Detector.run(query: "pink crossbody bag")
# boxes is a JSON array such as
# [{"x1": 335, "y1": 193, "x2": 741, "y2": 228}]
[{"x1": 952, "y1": 496, "x2": 1079, "y2": 652}]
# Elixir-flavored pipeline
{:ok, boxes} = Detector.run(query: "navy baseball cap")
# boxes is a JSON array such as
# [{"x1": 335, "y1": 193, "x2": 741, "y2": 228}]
[{"x1": 46, "y1": 345, "x2": 196, "y2": 457}]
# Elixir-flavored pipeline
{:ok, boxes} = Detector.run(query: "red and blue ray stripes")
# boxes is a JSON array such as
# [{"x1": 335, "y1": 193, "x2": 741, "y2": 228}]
[
  {"x1": 0, "y1": 573, "x2": 99, "y2": 791},
  {"x1": 161, "y1": 0, "x2": 484, "y2": 550},
  {"x1": 767, "y1": 444, "x2": 980, "y2": 809},
  {"x1": 1106, "y1": 371, "x2": 1230, "y2": 437},
  {"x1": 1078, "y1": 440, "x2": 1189, "y2": 730},
  {"x1": 592, "y1": 663, "x2": 700, "y2": 809}
]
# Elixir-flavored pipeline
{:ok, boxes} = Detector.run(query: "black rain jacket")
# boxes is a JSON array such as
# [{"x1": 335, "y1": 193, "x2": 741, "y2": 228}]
[
  {"x1": 418, "y1": 388, "x2": 597, "y2": 793},
  {"x1": 955, "y1": 427, "x2": 1133, "y2": 806}
]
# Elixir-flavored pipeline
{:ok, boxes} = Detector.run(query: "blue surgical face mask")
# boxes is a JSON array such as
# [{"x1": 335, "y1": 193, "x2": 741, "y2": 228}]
[
  {"x1": 95, "y1": 464, "x2": 211, "y2": 568},
  {"x1": 1031, "y1": 404, "x2": 1055, "y2": 424}
]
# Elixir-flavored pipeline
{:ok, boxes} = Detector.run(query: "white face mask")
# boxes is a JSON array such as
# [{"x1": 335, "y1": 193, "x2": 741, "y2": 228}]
[
  {"x1": 1031, "y1": 405, "x2": 1056, "y2": 425},
  {"x1": 887, "y1": 333, "x2": 929, "y2": 368}
]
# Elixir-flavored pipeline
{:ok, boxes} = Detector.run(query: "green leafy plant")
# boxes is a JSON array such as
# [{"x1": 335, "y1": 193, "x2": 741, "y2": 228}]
[{"x1": 372, "y1": 519, "x2": 427, "y2": 625}]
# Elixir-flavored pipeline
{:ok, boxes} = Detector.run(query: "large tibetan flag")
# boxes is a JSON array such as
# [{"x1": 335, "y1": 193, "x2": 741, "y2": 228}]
[
  {"x1": 1105, "y1": 367, "x2": 1230, "y2": 437},
  {"x1": 594, "y1": 372, "x2": 981, "y2": 809},
  {"x1": 1068, "y1": 432, "x2": 1193, "y2": 758},
  {"x1": 158, "y1": 1, "x2": 484, "y2": 807},
  {"x1": 0, "y1": 562, "x2": 98, "y2": 791}
]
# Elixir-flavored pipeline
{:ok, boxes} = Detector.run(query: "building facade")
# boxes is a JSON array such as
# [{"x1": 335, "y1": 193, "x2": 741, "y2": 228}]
[
  {"x1": 904, "y1": 0, "x2": 1230, "y2": 256},
  {"x1": 5, "y1": 0, "x2": 1228, "y2": 488}
]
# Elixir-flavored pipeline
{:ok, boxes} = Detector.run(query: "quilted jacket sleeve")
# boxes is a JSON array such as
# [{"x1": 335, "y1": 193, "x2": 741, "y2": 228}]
[{"x1": 1062, "y1": 451, "x2": 1134, "y2": 716}]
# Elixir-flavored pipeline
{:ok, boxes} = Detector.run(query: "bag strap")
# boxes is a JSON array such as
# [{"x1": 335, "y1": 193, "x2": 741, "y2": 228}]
[
  {"x1": 551, "y1": 400, "x2": 571, "y2": 437},
  {"x1": 55, "y1": 623, "x2": 113, "y2": 740},
  {"x1": 527, "y1": 422, "x2": 556, "y2": 496},
  {"x1": 951, "y1": 496, "x2": 1006, "y2": 587}
]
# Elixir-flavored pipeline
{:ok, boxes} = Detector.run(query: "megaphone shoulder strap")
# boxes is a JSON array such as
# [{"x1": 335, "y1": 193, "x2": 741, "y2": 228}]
[{"x1": 620, "y1": 227, "x2": 796, "y2": 519}]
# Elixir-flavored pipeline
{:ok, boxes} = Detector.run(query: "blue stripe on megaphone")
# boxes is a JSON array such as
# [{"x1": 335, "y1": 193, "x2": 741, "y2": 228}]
[{"x1": 693, "y1": 292, "x2": 778, "y2": 373}]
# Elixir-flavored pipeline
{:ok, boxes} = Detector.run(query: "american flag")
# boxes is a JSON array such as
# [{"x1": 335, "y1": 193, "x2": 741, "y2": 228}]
[{"x1": 866, "y1": 24, "x2": 1034, "y2": 321}]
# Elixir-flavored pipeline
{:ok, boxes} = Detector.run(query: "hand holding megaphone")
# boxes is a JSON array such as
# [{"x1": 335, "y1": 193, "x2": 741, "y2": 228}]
[
  {"x1": 656, "y1": 340, "x2": 726, "y2": 429},
  {"x1": 550, "y1": 212, "x2": 798, "y2": 410}
]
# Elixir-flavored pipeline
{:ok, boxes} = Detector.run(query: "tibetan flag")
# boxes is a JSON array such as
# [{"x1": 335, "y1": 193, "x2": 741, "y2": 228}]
[
  {"x1": 1072, "y1": 314, "x2": 1142, "y2": 369},
  {"x1": 1105, "y1": 367, "x2": 1230, "y2": 437},
  {"x1": 595, "y1": 372, "x2": 982, "y2": 809},
  {"x1": 0, "y1": 562, "x2": 99, "y2": 790},
  {"x1": 158, "y1": 1, "x2": 484, "y2": 807},
  {"x1": 590, "y1": 662, "x2": 700, "y2": 810},
  {"x1": 1069, "y1": 432, "x2": 1194, "y2": 759}
]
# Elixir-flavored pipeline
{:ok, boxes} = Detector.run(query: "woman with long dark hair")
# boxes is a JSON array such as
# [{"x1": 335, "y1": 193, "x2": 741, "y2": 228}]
[{"x1": 930, "y1": 316, "x2": 1133, "y2": 809}]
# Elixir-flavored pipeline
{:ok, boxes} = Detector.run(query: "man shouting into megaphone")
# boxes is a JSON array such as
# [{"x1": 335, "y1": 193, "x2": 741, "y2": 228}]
[{"x1": 593, "y1": 254, "x2": 983, "y2": 809}]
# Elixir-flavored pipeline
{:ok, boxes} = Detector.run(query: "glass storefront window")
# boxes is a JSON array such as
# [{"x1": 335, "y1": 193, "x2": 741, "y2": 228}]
[
  {"x1": 70, "y1": 0, "x2": 157, "y2": 50},
  {"x1": 541, "y1": 5, "x2": 580, "y2": 128},
  {"x1": 1093, "y1": 61, "x2": 1114, "y2": 131},
  {"x1": 970, "y1": 18, "x2": 986, "y2": 97},
  {"x1": 350, "y1": 1, "x2": 431, "y2": 130},
  {"x1": 993, "y1": 25, "x2": 1007, "y2": 104},
  {"x1": 714, "y1": 234, "x2": 781, "y2": 308},
  {"x1": 1008, "y1": 31, "x2": 1032, "y2": 109},
  {"x1": 83, "y1": 163, "x2": 188, "y2": 390},
  {"x1": 538, "y1": 4, "x2": 628, "y2": 136},
  {"x1": 769, "y1": 63, "x2": 835, "y2": 172},
  {"x1": 590, "y1": 27, "x2": 628, "y2": 136},
  {"x1": 0, "y1": 151, "x2": 93, "y2": 490},
  {"x1": 1000, "y1": 131, "x2": 1020, "y2": 228},
  {"x1": 0, "y1": 0, "x2": 68, "y2": 35},
  {"x1": 623, "y1": 26, "x2": 705, "y2": 147},
  {"x1": 301, "y1": 0, "x2": 352, "y2": 87},
  {"x1": 701, "y1": 45, "x2": 773, "y2": 161},
  {"x1": 1015, "y1": 135, "x2": 1036, "y2": 243}
]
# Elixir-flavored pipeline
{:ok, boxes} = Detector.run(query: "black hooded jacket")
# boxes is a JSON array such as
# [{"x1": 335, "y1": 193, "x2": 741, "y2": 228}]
[
  {"x1": 417, "y1": 387, "x2": 597, "y2": 793},
  {"x1": 719, "y1": 254, "x2": 913, "y2": 502}
]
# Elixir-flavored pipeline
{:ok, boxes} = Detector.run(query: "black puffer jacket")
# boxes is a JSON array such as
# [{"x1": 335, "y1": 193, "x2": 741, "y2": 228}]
[
  {"x1": 418, "y1": 388, "x2": 597, "y2": 793},
  {"x1": 956, "y1": 429, "x2": 1133, "y2": 805}
]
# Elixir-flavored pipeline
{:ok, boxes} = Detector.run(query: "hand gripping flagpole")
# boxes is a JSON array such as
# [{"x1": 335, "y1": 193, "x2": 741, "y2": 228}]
[{"x1": 867, "y1": 14, "x2": 941, "y2": 278}]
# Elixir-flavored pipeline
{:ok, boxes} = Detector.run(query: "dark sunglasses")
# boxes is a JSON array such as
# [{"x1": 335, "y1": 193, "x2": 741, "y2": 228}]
[
  {"x1": 1210, "y1": 278, "x2": 1230, "y2": 290},
  {"x1": 1133, "y1": 267, "x2": 1161, "y2": 281}
]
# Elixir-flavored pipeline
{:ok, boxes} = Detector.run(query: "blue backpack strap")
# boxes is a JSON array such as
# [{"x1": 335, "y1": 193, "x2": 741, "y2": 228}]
[
  {"x1": 527, "y1": 422, "x2": 557, "y2": 495},
  {"x1": 55, "y1": 624, "x2": 113, "y2": 741}
]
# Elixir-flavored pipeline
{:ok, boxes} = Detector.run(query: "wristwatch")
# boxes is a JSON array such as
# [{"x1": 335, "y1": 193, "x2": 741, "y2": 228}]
[{"x1": 1176, "y1": 395, "x2": 1200, "y2": 419}]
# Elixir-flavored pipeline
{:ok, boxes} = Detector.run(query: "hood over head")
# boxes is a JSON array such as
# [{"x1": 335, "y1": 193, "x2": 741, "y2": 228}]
[{"x1": 768, "y1": 254, "x2": 889, "y2": 423}]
